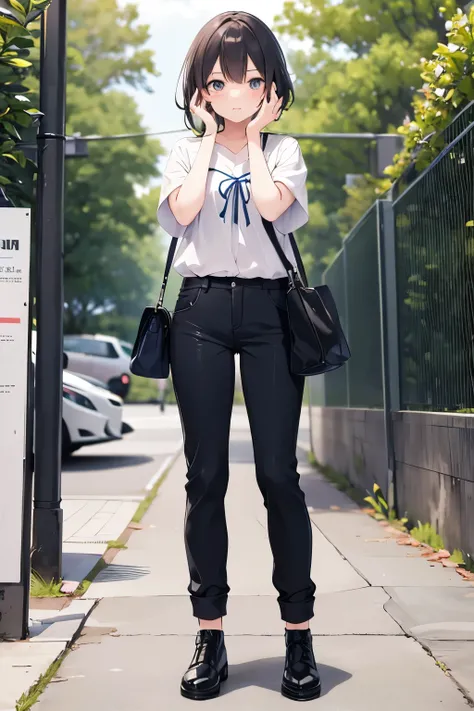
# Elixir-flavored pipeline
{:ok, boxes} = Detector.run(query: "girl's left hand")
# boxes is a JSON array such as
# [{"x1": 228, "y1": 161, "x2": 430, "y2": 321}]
[{"x1": 246, "y1": 83, "x2": 283, "y2": 137}]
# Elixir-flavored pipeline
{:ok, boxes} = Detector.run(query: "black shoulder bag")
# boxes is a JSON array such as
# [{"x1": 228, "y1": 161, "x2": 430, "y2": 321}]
[
  {"x1": 260, "y1": 131, "x2": 350, "y2": 376},
  {"x1": 129, "y1": 233, "x2": 177, "y2": 379}
]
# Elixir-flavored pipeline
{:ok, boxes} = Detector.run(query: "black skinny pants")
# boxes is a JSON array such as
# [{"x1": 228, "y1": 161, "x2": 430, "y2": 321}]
[{"x1": 169, "y1": 275, "x2": 316, "y2": 624}]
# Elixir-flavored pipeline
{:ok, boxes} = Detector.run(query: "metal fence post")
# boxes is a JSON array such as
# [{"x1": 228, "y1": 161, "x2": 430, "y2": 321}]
[
  {"x1": 342, "y1": 242, "x2": 350, "y2": 407},
  {"x1": 32, "y1": 0, "x2": 67, "y2": 581},
  {"x1": 377, "y1": 200, "x2": 401, "y2": 513}
]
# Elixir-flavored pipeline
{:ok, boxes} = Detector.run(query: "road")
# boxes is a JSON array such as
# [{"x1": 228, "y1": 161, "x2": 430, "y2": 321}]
[{"x1": 61, "y1": 404, "x2": 183, "y2": 498}]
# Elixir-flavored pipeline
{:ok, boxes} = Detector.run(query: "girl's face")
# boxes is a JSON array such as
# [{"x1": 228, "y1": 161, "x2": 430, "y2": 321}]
[{"x1": 201, "y1": 55, "x2": 266, "y2": 123}]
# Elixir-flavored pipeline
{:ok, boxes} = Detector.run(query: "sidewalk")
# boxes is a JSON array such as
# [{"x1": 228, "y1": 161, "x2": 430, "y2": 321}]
[
  {"x1": 28, "y1": 405, "x2": 474, "y2": 710},
  {"x1": 0, "y1": 498, "x2": 140, "y2": 711},
  {"x1": 0, "y1": 426, "x2": 182, "y2": 711}
]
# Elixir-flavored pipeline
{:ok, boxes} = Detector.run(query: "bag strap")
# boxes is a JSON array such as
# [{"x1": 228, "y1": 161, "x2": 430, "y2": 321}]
[
  {"x1": 156, "y1": 235, "x2": 178, "y2": 309},
  {"x1": 260, "y1": 132, "x2": 309, "y2": 288}
]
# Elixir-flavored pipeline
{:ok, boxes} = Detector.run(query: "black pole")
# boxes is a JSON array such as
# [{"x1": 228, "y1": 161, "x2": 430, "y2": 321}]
[{"x1": 32, "y1": 0, "x2": 67, "y2": 581}]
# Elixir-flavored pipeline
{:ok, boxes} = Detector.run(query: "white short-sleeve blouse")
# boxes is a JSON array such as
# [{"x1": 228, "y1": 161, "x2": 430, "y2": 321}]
[{"x1": 157, "y1": 132, "x2": 309, "y2": 279}]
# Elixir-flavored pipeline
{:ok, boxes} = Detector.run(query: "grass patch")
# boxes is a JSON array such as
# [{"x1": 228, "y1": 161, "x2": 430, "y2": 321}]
[
  {"x1": 132, "y1": 466, "x2": 171, "y2": 524},
  {"x1": 435, "y1": 659, "x2": 449, "y2": 674},
  {"x1": 234, "y1": 389, "x2": 245, "y2": 405},
  {"x1": 16, "y1": 649, "x2": 70, "y2": 710},
  {"x1": 128, "y1": 375, "x2": 166, "y2": 403},
  {"x1": 410, "y1": 521, "x2": 445, "y2": 551},
  {"x1": 308, "y1": 452, "x2": 367, "y2": 506},
  {"x1": 106, "y1": 540, "x2": 128, "y2": 551},
  {"x1": 74, "y1": 557, "x2": 107, "y2": 598},
  {"x1": 450, "y1": 548, "x2": 465, "y2": 565},
  {"x1": 364, "y1": 483, "x2": 408, "y2": 531},
  {"x1": 30, "y1": 572, "x2": 65, "y2": 598}
]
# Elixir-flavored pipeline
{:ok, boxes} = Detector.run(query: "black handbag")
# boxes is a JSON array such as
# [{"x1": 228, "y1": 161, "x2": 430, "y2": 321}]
[
  {"x1": 260, "y1": 132, "x2": 351, "y2": 376},
  {"x1": 129, "y1": 234, "x2": 179, "y2": 379}
]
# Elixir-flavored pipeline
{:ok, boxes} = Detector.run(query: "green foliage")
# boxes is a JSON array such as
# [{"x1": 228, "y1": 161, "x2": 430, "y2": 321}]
[
  {"x1": 106, "y1": 539, "x2": 127, "y2": 550},
  {"x1": 364, "y1": 483, "x2": 409, "y2": 529},
  {"x1": 450, "y1": 548, "x2": 465, "y2": 564},
  {"x1": 386, "y1": 6, "x2": 474, "y2": 181},
  {"x1": 274, "y1": 0, "x2": 455, "y2": 280},
  {"x1": 15, "y1": 651, "x2": 69, "y2": 711},
  {"x1": 410, "y1": 520, "x2": 445, "y2": 550},
  {"x1": 308, "y1": 453, "x2": 368, "y2": 506},
  {"x1": 61, "y1": 0, "x2": 165, "y2": 339},
  {"x1": 0, "y1": 0, "x2": 50, "y2": 205},
  {"x1": 30, "y1": 571, "x2": 64, "y2": 597},
  {"x1": 128, "y1": 374, "x2": 170, "y2": 403}
]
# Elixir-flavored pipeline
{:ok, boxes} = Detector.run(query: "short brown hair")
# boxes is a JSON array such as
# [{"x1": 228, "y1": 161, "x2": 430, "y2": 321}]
[{"x1": 176, "y1": 11, "x2": 294, "y2": 136}]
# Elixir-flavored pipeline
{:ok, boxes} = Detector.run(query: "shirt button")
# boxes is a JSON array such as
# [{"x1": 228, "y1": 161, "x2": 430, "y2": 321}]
[{"x1": 231, "y1": 281, "x2": 236, "y2": 287}]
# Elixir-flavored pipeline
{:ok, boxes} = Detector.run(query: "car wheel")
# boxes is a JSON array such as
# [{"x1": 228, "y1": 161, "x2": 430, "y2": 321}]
[{"x1": 61, "y1": 420, "x2": 74, "y2": 460}]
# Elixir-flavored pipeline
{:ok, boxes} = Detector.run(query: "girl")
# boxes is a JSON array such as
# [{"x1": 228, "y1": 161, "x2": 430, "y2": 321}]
[{"x1": 157, "y1": 11, "x2": 320, "y2": 702}]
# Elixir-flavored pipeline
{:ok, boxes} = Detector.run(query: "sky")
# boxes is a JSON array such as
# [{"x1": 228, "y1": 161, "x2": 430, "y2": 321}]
[{"x1": 118, "y1": 0, "x2": 310, "y2": 172}]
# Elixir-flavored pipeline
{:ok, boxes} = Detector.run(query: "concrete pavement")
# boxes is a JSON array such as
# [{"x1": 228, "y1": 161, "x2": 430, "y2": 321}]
[
  {"x1": 30, "y1": 404, "x2": 474, "y2": 710},
  {"x1": 0, "y1": 404, "x2": 183, "y2": 711}
]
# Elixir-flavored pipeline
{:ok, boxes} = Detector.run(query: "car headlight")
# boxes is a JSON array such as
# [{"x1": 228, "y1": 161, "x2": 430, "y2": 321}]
[{"x1": 63, "y1": 386, "x2": 97, "y2": 411}]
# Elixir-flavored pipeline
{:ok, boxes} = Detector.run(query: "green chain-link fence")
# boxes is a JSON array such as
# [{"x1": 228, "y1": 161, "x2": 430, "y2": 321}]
[{"x1": 317, "y1": 112, "x2": 474, "y2": 413}]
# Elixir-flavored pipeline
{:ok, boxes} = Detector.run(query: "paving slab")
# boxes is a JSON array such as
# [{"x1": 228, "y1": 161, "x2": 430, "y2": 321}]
[
  {"x1": 0, "y1": 641, "x2": 66, "y2": 711},
  {"x1": 86, "y1": 457, "x2": 366, "y2": 599},
  {"x1": 425, "y1": 640, "x2": 474, "y2": 701},
  {"x1": 384, "y1": 586, "x2": 474, "y2": 640},
  {"x1": 36, "y1": 633, "x2": 469, "y2": 710},
  {"x1": 384, "y1": 586, "x2": 474, "y2": 701},
  {"x1": 28, "y1": 601, "x2": 96, "y2": 643},
  {"x1": 312, "y1": 511, "x2": 468, "y2": 586},
  {"x1": 85, "y1": 588, "x2": 402, "y2": 636}
]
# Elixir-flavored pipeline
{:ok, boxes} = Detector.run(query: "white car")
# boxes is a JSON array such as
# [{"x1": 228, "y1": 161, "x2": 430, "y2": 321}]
[
  {"x1": 31, "y1": 332, "x2": 131, "y2": 458},
  {"x1": 62, "y1": 368, "x2": 126, "y2": 458},
  {"x1": 63, "y1": 334, "x2": 133, "y2": 399}
]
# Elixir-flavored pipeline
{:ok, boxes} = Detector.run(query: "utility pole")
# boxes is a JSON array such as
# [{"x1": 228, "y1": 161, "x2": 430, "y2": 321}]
[{"x1": 32, "y1": 0, "x2": 68, "y2": 581}]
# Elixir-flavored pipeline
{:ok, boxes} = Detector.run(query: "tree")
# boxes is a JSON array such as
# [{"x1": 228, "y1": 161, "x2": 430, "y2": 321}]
[
  {"x1": 273, "y1": 0, "x2": 458, "y2": 280},
  {"x1": 0, "y1": 0, "x2": 50, "y2": 205},
  {"x1": 62, "y1": 0, "x2": 165, "y2": 340}
]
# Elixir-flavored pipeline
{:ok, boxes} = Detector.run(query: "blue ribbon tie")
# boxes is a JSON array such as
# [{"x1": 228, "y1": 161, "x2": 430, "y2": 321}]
[{"x1": 209, "y1": 168, "x2": 251, "y2": 227}]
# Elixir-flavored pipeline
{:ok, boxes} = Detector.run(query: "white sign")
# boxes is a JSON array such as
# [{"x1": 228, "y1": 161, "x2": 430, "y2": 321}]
[{"x1": 0, "y1": 208, "x2": 31, "y2": 583}]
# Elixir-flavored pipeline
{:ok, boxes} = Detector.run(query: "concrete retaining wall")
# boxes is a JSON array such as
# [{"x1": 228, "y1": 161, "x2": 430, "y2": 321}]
[{"x1": 309, "y1": 405, "x2": 474, "y2": 556}]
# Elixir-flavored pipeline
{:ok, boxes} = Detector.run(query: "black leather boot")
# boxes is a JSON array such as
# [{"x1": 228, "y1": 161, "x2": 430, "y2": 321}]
[
  {"x1": 180, "y1": 629, "x2": 228, "y2": 700},
  {"x1": 281, "y1": 628, "x2": 321, "y2": 701}
]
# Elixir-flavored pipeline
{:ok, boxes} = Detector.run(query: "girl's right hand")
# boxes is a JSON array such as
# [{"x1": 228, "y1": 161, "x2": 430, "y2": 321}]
[{"x1": 190, "y1": 89, "x2": 218, "y2": 136}]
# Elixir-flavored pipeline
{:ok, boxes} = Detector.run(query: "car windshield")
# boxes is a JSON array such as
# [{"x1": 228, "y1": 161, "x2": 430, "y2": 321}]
[{"x1": 120, "y1": 342, "x2": 133, "y2": 357}]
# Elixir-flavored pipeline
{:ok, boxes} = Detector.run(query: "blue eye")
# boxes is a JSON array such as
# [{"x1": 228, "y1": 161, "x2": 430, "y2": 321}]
[
  {"x1": 210, "y1": 80, "x2": 225, "y2": 91},
  {"x1": 249, "y1": 78, "x2": 263, "y2": 90}
]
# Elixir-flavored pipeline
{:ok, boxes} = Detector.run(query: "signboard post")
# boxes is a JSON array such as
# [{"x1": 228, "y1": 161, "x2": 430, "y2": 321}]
[{"x1": 0, "y1": 208, "x2": 34, "y2": 639}]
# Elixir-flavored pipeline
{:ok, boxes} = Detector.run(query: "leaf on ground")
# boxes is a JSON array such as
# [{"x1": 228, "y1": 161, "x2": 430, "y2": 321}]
[
  {"x1": 60, "y1": 581, "x2": 79, "y2": 594},
  {"x1": 379, "y1": 521, "x2": 390, "y2": 527},
  {"x1": 364, "y1": 537, "x2": 390, "y2": 543},
  {"x1": 386, "y1": 526, "x2": 404, "y2": 536},
  {"x1": 410, "y1": 540, "x2": 422, "y2": 547},
  {"x1": 441, "y1": 560, "x2": 459, "y2": 568},
  {"x1": 426, "y1": 551, "x2": 451, "y2": 561},
  {"x1": 457, "y1": 569, "x2": 474, "y2": 581},
  {"x1": 128, "y1": 522, "x2": 144, "y2": 530},
  {"x1": 397, "y1": 538, "x2": 414, "y2": 546},
  {"x1": 421, "y1": 547, "x2": 435, "y2": 556},
  {"x1": 437, "y1": 549, "x2": 451, "y2": 559}
]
